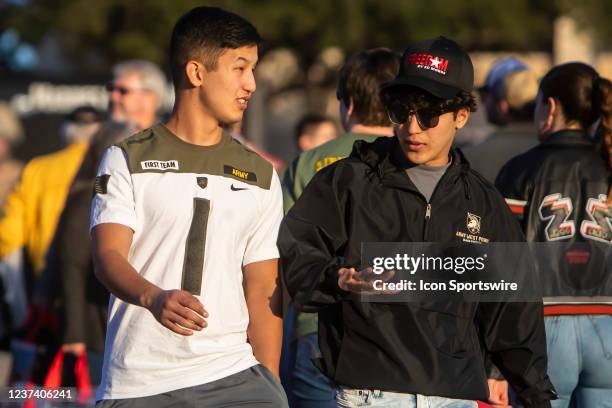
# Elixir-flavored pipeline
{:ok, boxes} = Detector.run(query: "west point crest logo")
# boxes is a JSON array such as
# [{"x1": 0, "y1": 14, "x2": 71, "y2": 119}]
[
  {"x1": 467, "y1": 212, "x2": 481, "y2": 234},
  {"x1": 196, "y1": 177, "x2": 208, "y2": 189},
  {"x1": 456, "y1": 212, "x2": 489, "y2": 244},
  {"x1": 406, "y1": 53, "x2": 449, "y2": 75}
]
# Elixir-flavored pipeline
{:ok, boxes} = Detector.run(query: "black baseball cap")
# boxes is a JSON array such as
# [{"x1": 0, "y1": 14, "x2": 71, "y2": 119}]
[{"x1": 381, "y1": 36, "x2": 474, "y2": 99}]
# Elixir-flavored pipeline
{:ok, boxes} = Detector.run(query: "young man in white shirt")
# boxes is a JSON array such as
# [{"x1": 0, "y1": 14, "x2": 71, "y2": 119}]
[{"x1": 91, "y1": 6, "x2": 287, "y2": 407}]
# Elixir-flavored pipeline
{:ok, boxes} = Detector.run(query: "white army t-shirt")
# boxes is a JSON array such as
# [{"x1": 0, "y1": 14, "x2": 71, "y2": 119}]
[{"x1": 90, "y1": 124, "x2": 283, "y2": 400}]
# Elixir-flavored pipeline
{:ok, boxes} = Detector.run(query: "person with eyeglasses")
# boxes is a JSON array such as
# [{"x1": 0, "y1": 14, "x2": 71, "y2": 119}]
[
  {"x1": 0, "y1": 59, "x2": 165, "y2": 283},
  {"x1": 106, "y1": 60, "x2": 167, "y2": 131},
  {"x1": 278, "y1": 36, "x2": 556, "y2": 407}
]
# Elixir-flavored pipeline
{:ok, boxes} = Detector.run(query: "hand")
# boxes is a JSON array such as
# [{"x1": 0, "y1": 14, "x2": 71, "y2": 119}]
[
  {"x1": 487, "y1": 378, "x2": 510, "y2": 407},
  {"x1": 62, "y1": 342, "x2": 86, "y2": 356},
  {"x1": 146, "y1": 289, "x2": 208, "y2": 336},
  {"x1": 338, "y1": 267, "x2": 396, "y2": 295}
]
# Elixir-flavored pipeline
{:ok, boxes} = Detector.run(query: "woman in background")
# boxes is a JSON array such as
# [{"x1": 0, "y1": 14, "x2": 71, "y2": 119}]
[{"x1": 496, "y1": 62, "x2": 612, "y2": 407}]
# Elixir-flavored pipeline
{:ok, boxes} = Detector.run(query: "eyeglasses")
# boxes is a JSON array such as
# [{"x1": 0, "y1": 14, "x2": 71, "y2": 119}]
[
  {"x1": 105, "y1": 82, "x2": 146, "y2": 96},
  {"x1": 387, "y1": 103, "x2": 444, "y2": 129}
]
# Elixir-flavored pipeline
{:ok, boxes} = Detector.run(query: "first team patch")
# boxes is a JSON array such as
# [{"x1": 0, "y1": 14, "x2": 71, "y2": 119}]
[
  {"x1": 141, "y1": 160, "x2": 179, "y2": 171},
  {"x1": 223, "y1": 165, "x2": 257, "y2": 182},
  {"x1": 94, "y1": 174, "x2": 110, "y2": 195}
]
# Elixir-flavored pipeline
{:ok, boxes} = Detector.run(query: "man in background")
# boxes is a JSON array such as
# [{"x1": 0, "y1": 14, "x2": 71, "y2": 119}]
[
  {"x1": 106, "y1": 59, "x2": 167, "y2": 131},
  {"x1": 295, "y1": 114, "x2": 338, "y2": 152},
  {"x1": 281, "y1": 47, "x2": 399, "y2": 408},
  {"x1": 463, "y1": 57, "x2": 539, "y2": 183},
  {"x1": 0, "y1": 59, "x2": 166, "y2": 287}
]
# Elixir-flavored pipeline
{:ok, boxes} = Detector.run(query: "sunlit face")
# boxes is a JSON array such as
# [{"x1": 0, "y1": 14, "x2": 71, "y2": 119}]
[
  {"x1": 107, "y1": 71, "x2": 159, "y2": 130},
  {"x1": 395, "y1": 108, "x2": 469, "y2": 166},
  {"x1": 198, "y1": 45, "x2": 258, "y2": 125}
]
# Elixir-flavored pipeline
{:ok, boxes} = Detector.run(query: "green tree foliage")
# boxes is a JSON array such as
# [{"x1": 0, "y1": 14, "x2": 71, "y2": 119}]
[{"x1": 0, "y1": 0, "x2": 609, "y2": 74}]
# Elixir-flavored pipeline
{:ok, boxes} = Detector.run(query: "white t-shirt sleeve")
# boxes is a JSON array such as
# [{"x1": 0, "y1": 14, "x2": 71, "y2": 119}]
[
  {"x1": 242, "y1": 170, "x2": 283, "y2": 266},
  {"x1": 90, "y1": 145, "x2": 138, "y2": 233}
]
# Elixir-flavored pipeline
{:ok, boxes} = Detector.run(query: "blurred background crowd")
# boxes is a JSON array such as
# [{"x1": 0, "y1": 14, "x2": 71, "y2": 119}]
[
  {"x1": 0, "y1": 0, "x2": 611, "y2": 406},
  {"x1": 1, "y1": 1, "x2": 612, "y2": 164}
]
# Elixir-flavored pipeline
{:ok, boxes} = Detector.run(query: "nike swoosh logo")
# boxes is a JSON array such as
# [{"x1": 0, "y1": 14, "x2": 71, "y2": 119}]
[{"x1": 231, "y1": 184, "x2": 248, "y2": 191}]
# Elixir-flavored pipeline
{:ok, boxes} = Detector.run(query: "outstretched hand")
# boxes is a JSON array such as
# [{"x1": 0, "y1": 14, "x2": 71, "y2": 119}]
[{"x1": 338, "y1": 267, "x2": 397, "y2": 295}]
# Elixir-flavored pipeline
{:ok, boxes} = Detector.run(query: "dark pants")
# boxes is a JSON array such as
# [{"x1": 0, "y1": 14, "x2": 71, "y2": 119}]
[{"x1": 96, "y1": 365, "x2": 288, "y2": 408}]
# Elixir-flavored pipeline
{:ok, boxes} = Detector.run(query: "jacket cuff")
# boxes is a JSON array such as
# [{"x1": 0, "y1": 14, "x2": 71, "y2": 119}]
[
  {"x1": 323, "y1": 256, "x2": 348, "y2": 299},
  {"x1": 517, "y1": 385, "x2": 557, "y2": 408},
  {"x1": 485, "y1": 360, "x2": 504, "y2": 380}
]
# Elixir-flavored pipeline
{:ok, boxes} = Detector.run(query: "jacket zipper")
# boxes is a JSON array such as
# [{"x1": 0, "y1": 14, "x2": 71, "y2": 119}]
[{"x1": 423, "y1": 203, "x2": 431, "y2": 240}]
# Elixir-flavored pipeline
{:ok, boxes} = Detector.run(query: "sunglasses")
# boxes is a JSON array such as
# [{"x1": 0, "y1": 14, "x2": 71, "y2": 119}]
[
  {"x1": 387, "y1": 103, "x2": 445, "y2": 129},
  {"x1": 105, "y1": 82, "x2": 146, "y2": 96}
]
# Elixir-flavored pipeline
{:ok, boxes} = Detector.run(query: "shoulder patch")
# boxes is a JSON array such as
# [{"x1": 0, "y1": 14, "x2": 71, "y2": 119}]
[
  {"x1": 315, "y1": 156, "x2": 343, "y2": 172},
  {"x1": 224, "y1": 165, "x2": 257, "y2": 182},
  {"x1": 94, "y1": 174, "x2": 110, "y2": 195},
  {"x1": 141, "y1": 160, "x2": 179, "y2": 171}
]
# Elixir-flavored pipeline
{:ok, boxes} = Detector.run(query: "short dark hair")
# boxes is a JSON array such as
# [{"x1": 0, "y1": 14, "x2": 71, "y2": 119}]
[
  {"x1": 169, "y1": 7, "x2": 262, "y2": 86},
  {"x1": 295, "y1": 114, "x2": 334, "y2": 142},
  {"x1": 336, "y1": 48, "x2": 400, "y2": 126}
]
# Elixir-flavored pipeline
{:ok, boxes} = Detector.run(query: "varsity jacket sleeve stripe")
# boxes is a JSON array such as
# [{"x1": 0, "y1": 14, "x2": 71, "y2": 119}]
[{"x1": 495, "y1": 162, "x2": 531, "y2": 227}]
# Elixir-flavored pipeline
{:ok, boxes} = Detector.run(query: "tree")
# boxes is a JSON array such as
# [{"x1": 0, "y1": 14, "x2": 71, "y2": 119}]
[{"x1": 0, "y1": 0, "x2": 609, "y2": 75}]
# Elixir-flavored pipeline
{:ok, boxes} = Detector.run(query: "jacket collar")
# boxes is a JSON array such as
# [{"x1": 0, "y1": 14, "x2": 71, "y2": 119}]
[
  {"x1": 541, "y1": 129, "x2": 593, "y2": 148},
  {"x1": 350, "y1": 136, "x2": 471, "y2": 197}
]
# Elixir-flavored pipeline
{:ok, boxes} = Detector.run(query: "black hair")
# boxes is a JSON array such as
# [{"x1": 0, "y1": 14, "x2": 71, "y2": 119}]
[
  {"x1": 169, "y1": 6, "x2": 262, "y2": 86},
  {"x1": 295, "y1": 114, "x2": 334, "y2": 142},
  {"x1": 381, "y1": 85, "x2": 477, "y2": 115}
]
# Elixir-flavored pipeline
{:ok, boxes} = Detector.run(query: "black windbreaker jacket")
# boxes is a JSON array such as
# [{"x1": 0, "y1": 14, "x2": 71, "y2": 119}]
[{"x1": 278, "y1": 136, "x2": 556, "y2": 406}]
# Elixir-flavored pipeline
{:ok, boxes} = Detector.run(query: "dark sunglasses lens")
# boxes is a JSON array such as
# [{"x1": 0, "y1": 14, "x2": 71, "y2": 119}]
[
  {"x1": 388, "y1": 104, "x2": 409, "y2": 124},
  {"x1": 106, "y1": 83, "x2": 128, "y2": 95},
  {"x1": 416, "y1": 110, "x2": 440, "y2": 129}
]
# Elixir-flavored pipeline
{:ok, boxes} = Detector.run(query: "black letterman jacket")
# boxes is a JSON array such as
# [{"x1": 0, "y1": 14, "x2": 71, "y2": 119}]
[
  {"x1": 278, "y1": 136, "x2": 556, "y2": 407},
  {"x1": 495, "y1": 129, "x2": 612, "y2": 315}
]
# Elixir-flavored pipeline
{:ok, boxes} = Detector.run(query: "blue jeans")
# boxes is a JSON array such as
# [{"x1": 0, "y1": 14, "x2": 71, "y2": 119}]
[
  {"x1": 291, "y1": 333, "x2": 336, "y2": 407},
  {"x1": 280, "y1": 306, "x2": 335, "y2": 408},
  {"x1": 335, "y1": 387, "x2": 477, "y2": 407},
  {"x1": 545, "y1": 315, "x2": 612, "y2": 408}
]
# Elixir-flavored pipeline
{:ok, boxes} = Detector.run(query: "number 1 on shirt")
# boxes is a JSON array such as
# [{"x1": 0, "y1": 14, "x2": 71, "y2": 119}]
[{"x1": 181, "y1": 198, "x2": 210, "y2": 295}]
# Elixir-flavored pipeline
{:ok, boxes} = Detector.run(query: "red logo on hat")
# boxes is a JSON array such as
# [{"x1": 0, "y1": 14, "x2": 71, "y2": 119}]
[{"x1": 406, "y1": 53, "x2": 448, "y2": 75}]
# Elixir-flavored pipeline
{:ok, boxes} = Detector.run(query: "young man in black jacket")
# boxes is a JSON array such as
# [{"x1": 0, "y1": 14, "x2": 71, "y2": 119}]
[{"x1": 278, "y1": 36, "x2": 556, "y2": 407}]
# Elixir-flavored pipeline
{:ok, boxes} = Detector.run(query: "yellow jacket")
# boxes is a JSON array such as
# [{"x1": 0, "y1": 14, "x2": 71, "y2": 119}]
[{"x1": 0, "y1": 142, "x2": 88, "y2": 275}]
